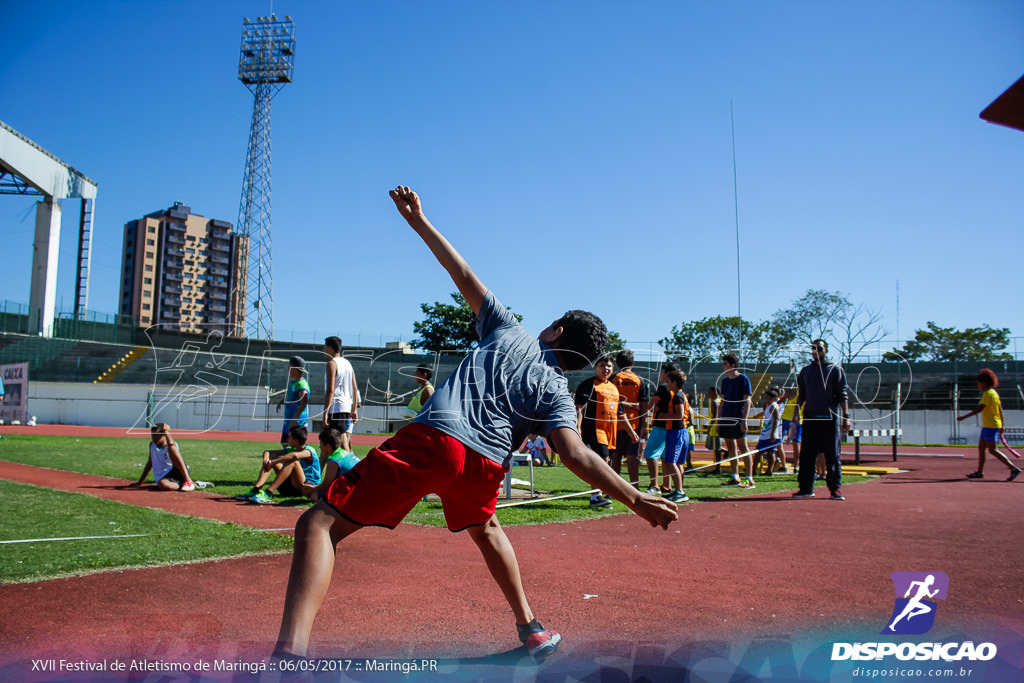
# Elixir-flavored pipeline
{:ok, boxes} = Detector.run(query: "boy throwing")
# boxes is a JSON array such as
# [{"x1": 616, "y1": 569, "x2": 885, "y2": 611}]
[{"x1": 272, "y1": 187, "x2": 677, "y2": 664}]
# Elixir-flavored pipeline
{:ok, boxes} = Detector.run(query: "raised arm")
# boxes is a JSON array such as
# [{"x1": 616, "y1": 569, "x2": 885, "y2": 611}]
[{"x1": 390, "y1": 186, "x2": 487, "y2": 315}]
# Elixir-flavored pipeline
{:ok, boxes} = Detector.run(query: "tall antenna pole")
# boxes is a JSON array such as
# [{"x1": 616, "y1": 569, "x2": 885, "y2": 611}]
[
  {"x1": 731, "y1": 101, "x2": 742, "y2": 359},
  {"x1": 236, "y1": 14, "x2": 295, "y2": 340}
]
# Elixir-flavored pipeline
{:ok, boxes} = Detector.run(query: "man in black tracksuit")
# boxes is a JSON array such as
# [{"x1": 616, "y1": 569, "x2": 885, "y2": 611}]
[{"x1": 795, "y1": 339, "x2": 850, "y2": 500}]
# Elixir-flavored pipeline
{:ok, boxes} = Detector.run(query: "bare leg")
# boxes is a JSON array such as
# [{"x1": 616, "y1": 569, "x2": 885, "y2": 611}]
[
  {"x1": 975, "y1": 438, "x2": 987, "y2": 473},
  {"x1": 168, "y1": 450, "x2": 191, "y2": 482},
  {"x1": 626, "y1": 455, "x2": 640, "y2": 489},
  {"x1": 275, "y1": 502, "x2": 362, "y2": 657},
  {"x1": 726, "y1": 439, "x2": 739, "y2": 478},
  {"x1": 646, "y1": 458, "x2": 659, "y2": 488},
  {"x1": 467, "y1": 515, "x2": 533, "y2": 625},
  {"x1": 253, "y1": 462, "x2": 281, "y2": 489},
  {"x1": 985, "y1": 442, "x2": 1015, "y2": 470},
  {"x1": 266, "y1": 462, "x2": 305, "y2": 496}
]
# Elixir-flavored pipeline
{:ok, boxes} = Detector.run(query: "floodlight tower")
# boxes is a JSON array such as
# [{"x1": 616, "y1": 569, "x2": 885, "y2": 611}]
[{"x1": 235, "y1": 14, "x2": 295, "y2": 340}]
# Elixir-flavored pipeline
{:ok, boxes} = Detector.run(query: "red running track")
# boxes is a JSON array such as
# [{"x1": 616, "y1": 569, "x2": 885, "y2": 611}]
[{"x1": 0, "y1": 435, "x2": 1021, "y2": 682}]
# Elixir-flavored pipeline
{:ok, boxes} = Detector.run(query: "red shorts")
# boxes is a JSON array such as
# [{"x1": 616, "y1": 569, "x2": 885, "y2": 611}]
[{"x1": 323, "y1": 422, "x2": 506, "y2": 532}]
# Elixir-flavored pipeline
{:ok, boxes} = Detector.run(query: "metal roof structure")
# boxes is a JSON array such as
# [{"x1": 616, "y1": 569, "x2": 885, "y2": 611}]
[{"x1": 0, "y1": 119, "x2": 98, "y2": 336}]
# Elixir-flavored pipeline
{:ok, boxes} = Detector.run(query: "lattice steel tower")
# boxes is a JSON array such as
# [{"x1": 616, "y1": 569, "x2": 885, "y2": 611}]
[{"x1": 235, "y1": 14, "x2": 295, "y2": 339}]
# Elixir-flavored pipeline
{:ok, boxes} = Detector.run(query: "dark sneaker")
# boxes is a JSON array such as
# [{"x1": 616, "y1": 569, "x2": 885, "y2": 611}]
[
  {"x1": 1009, "y1": 468, "x2": 1021, "y2": 482},
  {"x1": 667, "y1": 491, "x2": 689, "y2": 503},
  {"x1": 722, "y1": 478, "x2": 741, "y2": 486},
  {"x1": 792, "y1": 491, "x2": 815, "y2": 499},
  {"x1": 814, "y1": 474, "x2": 826, "y2": 481},
  {"x1": 830, "y1": 490, "x2": 845, "y2": 501},
  {"x1": 659, "y1": 486, "x2": 672, "y2": 495},
  {"x1": 966, "y1": 471, "x2": 984, "y2": 479},
  {"x1": 517, "y1": 620, "x2": 562, "y2": 659},
  {"x1": 645, "y1": 485, "x2": 660, "y2": 495},
  {"x1": 589, "y1": 495, "x2": 612, "y2": 509}
]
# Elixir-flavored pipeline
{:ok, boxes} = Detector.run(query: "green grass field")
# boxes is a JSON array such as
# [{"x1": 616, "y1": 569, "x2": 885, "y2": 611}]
[
  {"x1": 0, "y1": 433, "x2": 872, "y2": 531},
  {"x1": 0, "y1": 479, "x2": 293, "y2": 584}
]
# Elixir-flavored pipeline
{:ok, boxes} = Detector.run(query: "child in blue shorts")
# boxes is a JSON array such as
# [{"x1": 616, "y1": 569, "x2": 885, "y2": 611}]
[{"x1": 658, "y1": 371, "x2": 690, "y2": 502}]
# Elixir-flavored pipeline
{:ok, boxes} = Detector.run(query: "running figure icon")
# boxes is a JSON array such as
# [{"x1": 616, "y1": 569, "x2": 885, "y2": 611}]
[
  {"x1": 888, "y1": 575, "x2": 938, "y2": 631},
  {"x1": 882, "y1": 571, "x2": 948, "y2": 635}
]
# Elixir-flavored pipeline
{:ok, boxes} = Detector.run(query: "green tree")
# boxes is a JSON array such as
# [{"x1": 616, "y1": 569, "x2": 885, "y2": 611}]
[
  {"x1": 883, "y1": 322, "x2": 1012, "y2": 362},
  {"x1": 659, "y1": 316, "x2": 782, "y2": 365},
  {"x1": 606, "y1": 331, "x2": 626, "y2": 354},
  {"x1": 771, "y1": 289, "x2": 889, "y2": 363},
  {"x1": 411, "y1": 292, "x2": 523, "y2": 353}
]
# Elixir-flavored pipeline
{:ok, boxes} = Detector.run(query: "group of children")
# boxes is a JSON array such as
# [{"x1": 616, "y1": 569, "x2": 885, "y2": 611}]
[
  {"x1": 134, "y1": 422, "x2": 362, "y2": 505},
  {"x1": 572, "y1": 351, "x2": 829, "y2": 502}
]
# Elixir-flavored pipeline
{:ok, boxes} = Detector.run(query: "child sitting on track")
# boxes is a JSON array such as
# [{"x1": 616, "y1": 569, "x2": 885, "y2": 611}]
[
  {"x1": 131, "y1": 423, "x2": 197, "y2": 491},
  {"x1": 303, "y1": 428, "x2": 361, "y2": 503},
  {"x1": 237, "y1": 425, "x2": 320, "y2": 505},
  {"x1": 270, "y1": 186, "x2": 677, "y2": 665}
]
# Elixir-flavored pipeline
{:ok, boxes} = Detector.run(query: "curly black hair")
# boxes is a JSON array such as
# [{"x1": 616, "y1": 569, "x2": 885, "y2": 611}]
[
  {"x1": 615, "y1": 349, "x2": 634, "y2": 368},
  {"x1": 552, "y1": 309, "x2": 608, "y2": 371}
]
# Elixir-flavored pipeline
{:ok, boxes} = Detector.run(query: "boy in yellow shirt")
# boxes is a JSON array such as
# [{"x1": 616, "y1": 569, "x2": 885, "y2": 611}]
[{"x1": 957, "y1": 369, "x2": 1021, "y2": 481}]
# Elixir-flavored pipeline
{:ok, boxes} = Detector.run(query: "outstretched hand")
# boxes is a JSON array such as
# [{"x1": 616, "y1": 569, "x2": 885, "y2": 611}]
[
  {"x1": 628, "y1": 493, "x2": 679, "y2": 530},
  {"x1": 390, "y1": 186, "x2": 423, "y2": 222}
]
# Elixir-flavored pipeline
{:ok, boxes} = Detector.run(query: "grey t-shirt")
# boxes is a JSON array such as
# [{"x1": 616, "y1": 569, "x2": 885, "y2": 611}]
[{"x1": 412, "y1": 290, "x2": 579, "y2": 466}]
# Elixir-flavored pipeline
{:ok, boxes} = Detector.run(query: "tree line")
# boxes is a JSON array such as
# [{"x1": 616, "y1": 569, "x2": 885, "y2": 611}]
[{"x1": 412, "y1": 290, "x2": 1013, "y2": 364}]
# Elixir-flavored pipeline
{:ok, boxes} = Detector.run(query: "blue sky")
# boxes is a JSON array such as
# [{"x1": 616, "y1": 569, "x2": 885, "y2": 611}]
[{"x1": 2, "y1": 0, "x2": 1022, "y2": 357}]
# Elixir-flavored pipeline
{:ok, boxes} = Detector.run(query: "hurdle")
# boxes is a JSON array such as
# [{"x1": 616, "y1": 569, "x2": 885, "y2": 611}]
[{"x1": 848, "y1": 428, "x2": 903, "y2": 464}]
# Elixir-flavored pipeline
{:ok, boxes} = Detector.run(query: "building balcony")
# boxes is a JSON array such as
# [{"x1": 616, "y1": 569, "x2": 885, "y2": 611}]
[
  {"x1": 161, "y1": 297, "x2": 181, "y2": 307},
  {"x1": 210, "y1": 266, "x2": 229, "y2": 277},
  {"x1": 164, "y1": 271, "x2": 182, "y2": 282},
  {"x1": 211, "y1": 228, "x2": 231, "y2": 240},
  {"x1": 164, "y1": 258, "x2": 183, "y2": 270},
  {"x1": 166, "y1": 246, "x2": 185, "y2": 257},
  {"x1": 163, "y1": 283, "x2": 182, "y2": 294},
  {"x1": 211, "y1": 242, "x2": 231, "y2": 253},
  {"x1": 209, "y1": 290, "x2": 227, "y2": 301},
  {"x1": 166, "y1": 233, "x2": 186, "y2": 245},
  {"x1": 161, "y1": 310, "x2": 181, "y2": 320},
  {"x1": 210, "y1": 254, "x2": 230, "y2": 265},
  {"x1": 166, "y1": 221, "x2": 186, "y2": 232}
]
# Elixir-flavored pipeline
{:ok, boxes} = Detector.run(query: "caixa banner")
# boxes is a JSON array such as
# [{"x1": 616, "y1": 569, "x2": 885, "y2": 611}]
[{"x1": 1, "y1": 362, "x2": 28, "y2": 423}]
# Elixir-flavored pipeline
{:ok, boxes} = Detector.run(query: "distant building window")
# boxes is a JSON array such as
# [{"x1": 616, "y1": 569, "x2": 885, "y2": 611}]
[
  {"x1": 184, "y1": 285, "x2": 193, "y2": 291},
  {"x1": 183, "y1": 297, "x2": 192, "y2": 303},
  {"x1": 143, "y1": 291, "x2": 150, "y2": 297},
  {"x1": 142, "y1": 316, "x2": 150, "y2": 323},
  {"x1": 146, "y1": 239, "x2": 155, "y2": 246},
  {"x1": 186, "y1": 248, "x2": 195, "y2": 254},
  {"x1": 145, "y1": 251, "x2": 154, "y2": 259},
  {"x1": 144, "y1": 277, "x2": 152, "y2": 285},
  {"x1": 148, "y1": 226, "x2": 156, "y2": 233},
  {"x1": 144, "y1": 265, "x2": 153, "y2": 272},
  {"x1": 186, "y1": 235, "x2": 196, "y2": 241},
  {"x1": 142, "y1": 304, "x2": 150, "y2": 311}
]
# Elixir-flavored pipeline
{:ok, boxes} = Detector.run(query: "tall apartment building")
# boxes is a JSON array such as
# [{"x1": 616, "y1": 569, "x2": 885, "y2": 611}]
[{"x1": 118, "y1": 202, "x2": 248, "y2": 336}]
